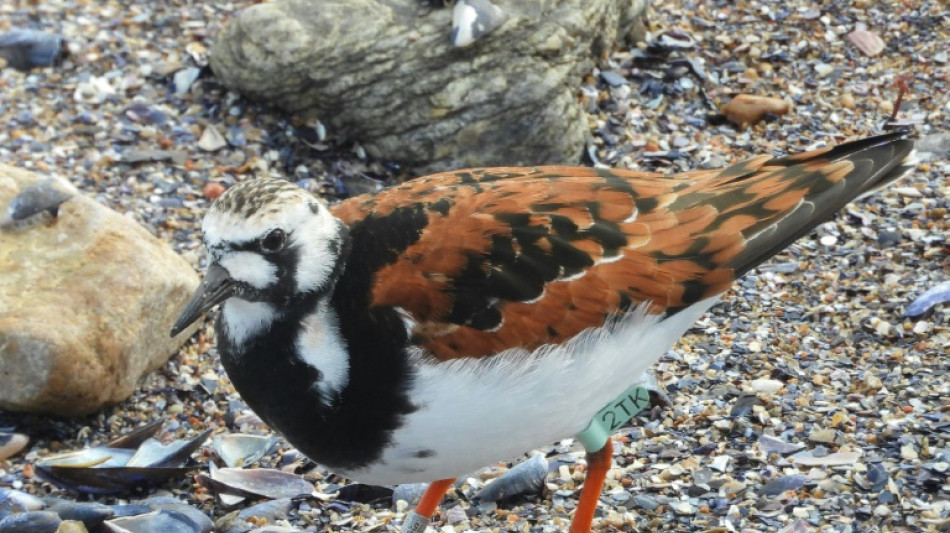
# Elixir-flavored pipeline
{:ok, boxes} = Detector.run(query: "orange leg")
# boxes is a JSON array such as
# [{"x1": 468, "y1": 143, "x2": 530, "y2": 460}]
[
  {"x1": 569, "y1": 437, "x2": 613, "y2": 533},
  {"x1": 402, "y1": 478, "x2": 457, "y2": 533}
]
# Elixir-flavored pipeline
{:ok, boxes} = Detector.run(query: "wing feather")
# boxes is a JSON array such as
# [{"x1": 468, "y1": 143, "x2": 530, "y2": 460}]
[{"x1": 331, "y1": 131, "x2": 915, "y2": 360}]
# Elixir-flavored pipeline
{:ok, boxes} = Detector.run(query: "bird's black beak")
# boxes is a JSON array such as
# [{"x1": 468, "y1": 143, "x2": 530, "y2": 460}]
[{"x1": 170, "y1": 263, "x2": 236, "y2": 337}]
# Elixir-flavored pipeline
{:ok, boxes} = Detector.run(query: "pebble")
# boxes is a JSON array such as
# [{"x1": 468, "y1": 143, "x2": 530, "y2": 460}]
[
  {"x1": 203, "y1": 182, "x2": 226, "y2": 200},
  {"x1": 0, "y1": 433, "x2": 29, "y2": 461}
]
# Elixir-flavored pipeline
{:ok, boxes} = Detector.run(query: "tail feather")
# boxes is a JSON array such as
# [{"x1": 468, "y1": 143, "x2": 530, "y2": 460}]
[{"x1": 728, "y1": 130, "x2": 916, "y2": 278}]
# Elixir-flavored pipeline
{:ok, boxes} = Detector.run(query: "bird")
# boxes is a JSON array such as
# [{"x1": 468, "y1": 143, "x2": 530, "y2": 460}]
[{"x1": 171, "y1": 130, "x2": 915, "y2": 533}]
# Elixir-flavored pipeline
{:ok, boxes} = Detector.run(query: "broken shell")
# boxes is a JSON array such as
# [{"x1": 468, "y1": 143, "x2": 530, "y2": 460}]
[
  {"x1": 212, "y1": 434, "x2": 280, "y2": 468},
  {"x1": 1, "y1": 177, "x2": 75, "y2": 231}
]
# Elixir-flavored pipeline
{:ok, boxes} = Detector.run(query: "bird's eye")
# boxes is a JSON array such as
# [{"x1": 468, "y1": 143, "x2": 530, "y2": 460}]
[{"x1": 260, "y1": 229, "x2": 287, "y2": 253}]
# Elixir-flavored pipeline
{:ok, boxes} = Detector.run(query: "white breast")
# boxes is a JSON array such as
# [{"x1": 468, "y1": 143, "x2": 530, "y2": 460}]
[
  {"x1": 295, "y1": 304, "x2": 350, "y2": 403},
  {"x1": 344, "y1": 297, "x2": 718, "y2": 485}
]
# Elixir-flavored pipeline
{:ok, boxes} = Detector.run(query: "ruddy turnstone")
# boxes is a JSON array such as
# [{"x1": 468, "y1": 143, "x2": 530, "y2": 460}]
[{"x1": 172, "y1": 130, "x2": 915, "y2": 533}]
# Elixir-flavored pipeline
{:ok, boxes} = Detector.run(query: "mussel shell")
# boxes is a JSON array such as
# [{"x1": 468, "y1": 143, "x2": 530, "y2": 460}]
[
  {"x1": 34, "y1": 465, "x2": 199, "y2": 495},
  {"x1": 127, "y1": 429, "x2": 211, "y2": 468},
  {"x1": 1, "y1": 178, "x2": 74, "y2": 230},
  {"x1": 106, "y1": 420, "x2": 164, "y2": 450},
  {"x1": 36, "y1": 448, "x2": 135, "y2": 469},
  {"x1": 212, "y1": 434, "x2": 279, "y2": 468},
  {"x1": 197, "y1": 467, "x2": 314, "y2": 500}
]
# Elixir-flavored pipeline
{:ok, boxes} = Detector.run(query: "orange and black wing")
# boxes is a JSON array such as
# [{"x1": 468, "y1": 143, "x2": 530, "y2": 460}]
[{"x1": 331, "y1": 131, "x2": 915, "y2": 360}]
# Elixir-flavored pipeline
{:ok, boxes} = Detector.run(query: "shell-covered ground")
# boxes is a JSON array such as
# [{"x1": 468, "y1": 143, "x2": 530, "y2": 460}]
[{"x1": 1, "y1": 1, "x2": 948, "y2": 532}]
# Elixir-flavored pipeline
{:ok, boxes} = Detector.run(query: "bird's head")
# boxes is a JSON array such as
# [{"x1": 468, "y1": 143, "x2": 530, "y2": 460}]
[{"x1": 170, "y1": 179, "x2": 347, "y2": 337}]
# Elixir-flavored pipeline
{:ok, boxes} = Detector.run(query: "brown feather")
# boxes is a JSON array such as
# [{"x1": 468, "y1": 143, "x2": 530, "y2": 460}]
[{"x1": 331, "y1": 131, "x2": 915, "y2": 360}]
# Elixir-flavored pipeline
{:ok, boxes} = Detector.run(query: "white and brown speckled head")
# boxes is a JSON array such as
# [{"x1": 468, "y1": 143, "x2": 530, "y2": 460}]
[{"x1": 202, "y1": 178, "x2": 345, "y2": 295}]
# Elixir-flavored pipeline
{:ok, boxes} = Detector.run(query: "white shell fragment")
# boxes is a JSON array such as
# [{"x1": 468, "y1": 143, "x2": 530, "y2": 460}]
[
  {"x1": 1, "y1": 177, "x2": 76, "y2": 231},
  {"x1": 451, "y1": 0, "x2": 506, "y2": 48}
]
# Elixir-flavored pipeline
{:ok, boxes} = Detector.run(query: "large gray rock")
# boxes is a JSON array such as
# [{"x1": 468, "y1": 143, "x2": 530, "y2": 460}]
[
  {"x1": 0, "y1": 165, "x2": 199, "y2": 416},
  {"x1": 210, "y1": 0, "x2": 649, "y2": 173}
]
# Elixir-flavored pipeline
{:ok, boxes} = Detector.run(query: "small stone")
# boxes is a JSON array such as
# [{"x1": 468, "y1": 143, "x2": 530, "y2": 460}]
[
  {"x1": 879, "y1": 100, "x2": 894, "y2": 115},
  {"x1": 0, "y1": 433, "x2": 28, "y2": 460},
  {"x1": 198, "y1": 126, "x2": 228, "y2": 152},
  {"x1": 749, "y1": 379, "x2": 783, "y2": 394},
  {"x1": 840, "y1": 93, "x2": 855, "y2": 109},
  {"x1": 900, "y1": 444, "x2": 918, "y2": 461},
  {"x1": 809, "y1": 428, "x2": 837, "y2": 444},
  {"x1": 203, "y1": 182, "x2": 226, "y2": 200},
  {"x1": 674, "y1": 501, "x2": 695, "y2": 515},
  {"x1": 814, "y1": 63, "x2": 834, "y2": 78},
  {"x1": 741, "y1": 68, "x2": 759, "y2": 81},
  {"x1": 819, "y1": 234, "x2": 837, "y2": 246}
]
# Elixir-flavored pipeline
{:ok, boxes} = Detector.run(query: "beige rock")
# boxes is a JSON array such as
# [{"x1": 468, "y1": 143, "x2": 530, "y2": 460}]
[
  {"x1": 210, "y1": 0, "x2": 649, "y2": 173},
  {"x1": 0, "y1": 165, "x2": 199, "y2": 416}
]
